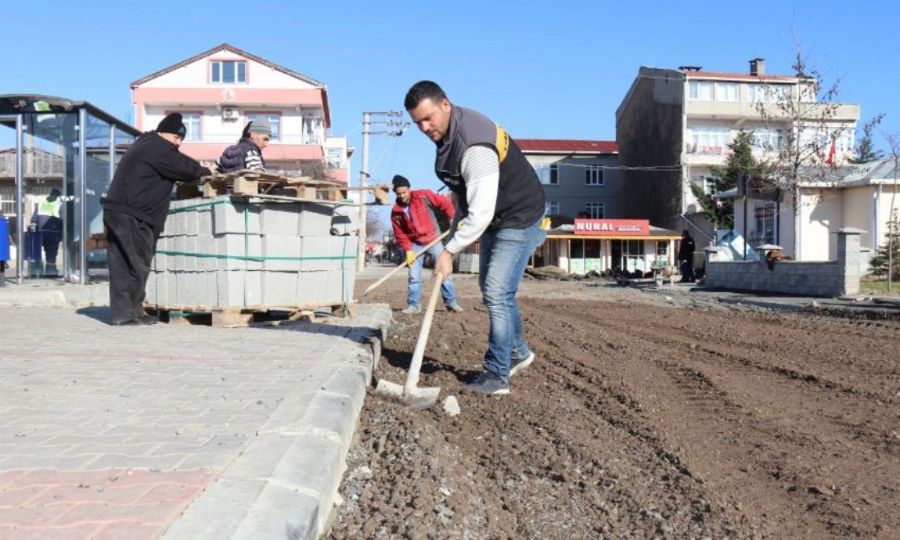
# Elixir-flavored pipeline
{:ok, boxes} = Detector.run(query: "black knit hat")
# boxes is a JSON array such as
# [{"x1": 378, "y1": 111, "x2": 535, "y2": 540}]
[
  {"x1": 392, "y1": 174, "x2": 411, "y2": 190},
  {"x1": 157, "y1": 113, "x2": 187, "y2": 138}
]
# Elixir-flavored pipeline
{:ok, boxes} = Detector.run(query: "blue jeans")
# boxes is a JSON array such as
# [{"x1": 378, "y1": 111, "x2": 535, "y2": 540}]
[
  {"x1": 407, "y1": 240, "x2": 459, "y2": 308},
  {"x1": 478, "y1": 218, "x2": 547, "y2": 383}
]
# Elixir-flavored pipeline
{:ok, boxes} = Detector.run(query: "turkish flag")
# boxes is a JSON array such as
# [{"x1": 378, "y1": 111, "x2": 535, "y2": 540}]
[{"x1": 825, "y1": 139, "x2": 837, "y2": 166}]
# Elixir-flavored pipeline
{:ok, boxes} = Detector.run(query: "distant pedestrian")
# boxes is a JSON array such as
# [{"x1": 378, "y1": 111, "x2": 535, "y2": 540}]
[
  {"x1": 678, "y1": 229, "x2": 696, "y2": 283},
  {"x1": 101, "y1": 113, "x2": 211, "y2": 325},
  {"x1": 216, "y1": 119, "x2": 270, "y2": 173},
  {"x1": 390, "y1": 174, "x2": 463, "y2": 314},
  {"x1": 405, "y1": 80, "x2": 547, "y2": 396},
  {"x1": 29, "y1": 188, "x2": 63, "y2": 276}
]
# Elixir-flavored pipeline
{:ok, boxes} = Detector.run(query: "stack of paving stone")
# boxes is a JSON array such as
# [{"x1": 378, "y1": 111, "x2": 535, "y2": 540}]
[{"x1": 145, "y1": 196, "x2": 357, "y2": 310}]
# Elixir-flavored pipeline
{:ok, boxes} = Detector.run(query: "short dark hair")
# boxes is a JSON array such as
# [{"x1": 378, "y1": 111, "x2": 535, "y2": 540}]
[{"x1": 404, "y1": 80, "x2": 447, "y2": 110}]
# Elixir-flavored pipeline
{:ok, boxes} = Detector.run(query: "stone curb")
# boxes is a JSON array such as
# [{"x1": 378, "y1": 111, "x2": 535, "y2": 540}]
[
  {"x1": 160, "y1": 304, "x2": 391, "y2": 540},
  {"x1": 0, "y1": 283, "x2": 108, "y2": 306}
]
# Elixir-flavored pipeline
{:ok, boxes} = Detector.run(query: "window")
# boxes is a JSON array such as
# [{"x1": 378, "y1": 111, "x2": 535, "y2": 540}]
[
  {"x1": 535, "y1": 164, "x2": 559, "y2": 185},
  {"x1": 748, "y1": 84, "x2": 766, "y2": 103},
  {"x1": 246, "y1": 113, "x2": 281, "y2": 141},
  {"x1": 585, "y1": 166, "x2": 603, "y2": 186},
  {"x1": 584, "y1": 202, "x2": 604, "y2": 219},
  {"x1": 545, "y1": 201, "x2": 560, "y2": 216},
  {"x1": 691, "y1": 175, "x2": 719, "y2": 195},
  {"x1": 750, "y1": 128, "x2": 783, "y2": 150},
  {"x1": 689, "y1": 126, "x2": 732, "y2": 153},
  {"x1": 751, "y1": 201, "x2": 777, "y2": 246},
  {"x1": 715, "y1": 82, "x2": 739, "y2": 102},
  {"x1": 325, "y1": 147, "x2": 343, "y2": 168},
  {"x1": 181, "y1": 113, "x2": 201, "y2": 141},
  {"x1": 689, "y1": 81, "x2": 713, "y2": 101},
  {"x1": 211, "y1": 60, "x2": 247, "y2": 84}
]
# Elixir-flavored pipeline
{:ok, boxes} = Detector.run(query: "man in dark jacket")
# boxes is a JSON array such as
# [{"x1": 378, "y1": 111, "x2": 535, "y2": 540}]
[
  {"x1": 101, "y1": 113, "x2": 211, "y2": 325},
  {"x1": 390, "y1": 174, "x2": 462, "y2": 314},
  {"x1": 405, "y1": 81, "x2": 547, "y2": 396},
  {"x1": 216, "y1": 119, "x2": 270, "y2": 173},
  {"x1": 678, "y1": 229, "x2": 696, "y2": 283}
]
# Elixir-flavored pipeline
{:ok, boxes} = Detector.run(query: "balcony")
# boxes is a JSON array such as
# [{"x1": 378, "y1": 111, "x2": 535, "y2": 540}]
[
  {"x1": 684, "y1": 144, "x2": 732, "y2": 156},
  {"x1": 0, "y1": 151, "x2": 64, "y2": 178}
]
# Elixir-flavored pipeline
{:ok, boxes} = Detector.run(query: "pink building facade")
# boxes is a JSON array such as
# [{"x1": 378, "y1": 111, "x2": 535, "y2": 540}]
[{"x1": 131, "y1": 43, "x2": 350, "y2": 182}]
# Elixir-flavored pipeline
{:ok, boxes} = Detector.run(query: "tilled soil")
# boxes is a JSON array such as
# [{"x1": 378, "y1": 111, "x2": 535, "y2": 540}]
[{"x1": 327, "y1": 273, "x2": 900, "y2": 539}]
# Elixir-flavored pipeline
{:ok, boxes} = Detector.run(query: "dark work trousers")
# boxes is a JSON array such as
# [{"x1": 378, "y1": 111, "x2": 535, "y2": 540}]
[
  {"x1": 41, "y1": 229, "x2": 61, "y2": 270},
  {"x1": 104, "y1": 210, "x2": 158, "y2": 324}
]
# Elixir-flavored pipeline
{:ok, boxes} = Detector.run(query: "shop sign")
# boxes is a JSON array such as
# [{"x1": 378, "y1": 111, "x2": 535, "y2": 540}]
[{"x1": 573, "y1": 219, "x2": 650, "y2": 236}]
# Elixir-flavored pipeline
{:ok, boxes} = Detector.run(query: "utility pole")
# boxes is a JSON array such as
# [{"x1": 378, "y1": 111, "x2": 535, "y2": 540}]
[{"x1": 357, "y1": 111, "x2": 408, "y2": 272}]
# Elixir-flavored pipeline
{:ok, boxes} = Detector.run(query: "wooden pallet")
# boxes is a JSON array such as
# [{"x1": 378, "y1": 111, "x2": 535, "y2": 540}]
[
  {"x1": 198, "y1": 172, "x2": 349, "y2": 201},
  {"x1": 144, "y1": 302, "x2": 354, "y2": 328},
  {"x1": 176, "y1": 172, "x2": 389, "y2": 205}
]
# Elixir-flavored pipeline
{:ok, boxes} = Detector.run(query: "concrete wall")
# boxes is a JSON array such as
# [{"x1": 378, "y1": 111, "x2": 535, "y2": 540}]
[
  {"x1": 704, "y1": 230, "x2": 864, "y2": 297},
  {"x1": 616, "y1": 67, "x2": 684, "y2": 230},
  {"x1": 801, "y1": 190, "x2": 841, "y2": 261}
]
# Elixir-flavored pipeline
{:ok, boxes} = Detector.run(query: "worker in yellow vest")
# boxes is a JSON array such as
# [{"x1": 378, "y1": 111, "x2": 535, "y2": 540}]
[{"x1": 30, "y1": 189, "x2": 63, "y2": 276}]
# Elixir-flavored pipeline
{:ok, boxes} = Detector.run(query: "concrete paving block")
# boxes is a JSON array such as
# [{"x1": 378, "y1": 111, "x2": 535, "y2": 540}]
[
  {"x1": 262, "y1": 271, "x2": 299, "y2": 306},
  {"x1": 183, "y1": 209, "x2": 199, "y2": 237},
  {"x1": 217, "y1": 270, "x2": 262, "y2": 308},
  {"x1": 260, "y1": 204, "x2": 300, "y2": 235},
  {"x1": 321, "y1": 366, "x2": 369, "y2": 412},
  {"x1": 215, "y1": 234, "x2": 263, "y2": 271},
  {"x1": 297, "y1": 204, "x2": 335, "y2": 237},
  {"x1": 262, "y1": 235, "x2": 303, "y2": 271},
  {"x1": 166, "y1": 271, "x2": 177, "y2": 305},
  {"x1": 145, "y1": 271, "x2": 157, "y2": 304},
  {"x1": 159, "y1": 477, "x2": 270, "y2": 540},
  {"x1": 298, "y1": 236, "x2": 357, "y2": 271},
  {"x1": 197, "y1": 208, "x2": 212, "y2": 236},
  {"x1": 231, "y1": 483, "x2": 320, "y2": 540},
  {"x1": 296, "y1": 271, "x2": 332, "y2": 305},
  {"x1": 300, "y1": 392, "x2": 358, "y2": 444},
  {"x1": 213, "y1": 199, "x2": 261, "y2": 235}
]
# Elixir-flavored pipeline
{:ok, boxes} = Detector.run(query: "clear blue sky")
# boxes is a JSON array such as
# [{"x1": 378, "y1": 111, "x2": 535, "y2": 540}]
[{"x1": 3, "y1": 0, "x2": 898, "y2": 222}]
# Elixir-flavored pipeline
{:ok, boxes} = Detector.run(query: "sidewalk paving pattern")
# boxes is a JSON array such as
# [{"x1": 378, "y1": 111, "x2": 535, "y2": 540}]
[{"x1": 0, "y1": 299, "x2": 390, "y2": 539}]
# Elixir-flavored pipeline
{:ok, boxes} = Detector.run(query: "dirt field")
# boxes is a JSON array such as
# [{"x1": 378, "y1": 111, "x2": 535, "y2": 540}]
[{"x1": 327, "y1": 273, "x2": 900, "y2": 539}]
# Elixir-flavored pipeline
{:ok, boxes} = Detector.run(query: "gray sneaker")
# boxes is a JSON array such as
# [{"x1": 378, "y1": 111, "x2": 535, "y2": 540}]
[
  {"x1": 464, "y1": 372, "x2": 510, "y2": 396},
  {"x1": 401, "y1": 305, "x2": 421, "y2": 314},
  {"x1": 509, "y1": 352, "x2": 535, "y2": 377},
  {"x1": 446, "y1": 304, "x2": 464, "y2": 313}
]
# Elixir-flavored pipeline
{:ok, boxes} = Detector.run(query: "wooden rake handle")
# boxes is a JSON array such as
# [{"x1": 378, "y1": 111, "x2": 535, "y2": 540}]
[
  {"x1": 361, "y1": 229, "x2": 450, "y2": 298},
  {"x1": 404, "y1": 273, "x2": 444, "y2": 396}
]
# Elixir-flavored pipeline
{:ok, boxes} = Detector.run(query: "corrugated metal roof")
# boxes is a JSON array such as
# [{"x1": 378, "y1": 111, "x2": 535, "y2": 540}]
[{"x1": 516, "y1": 139, "x2": 618, "y2": 154}]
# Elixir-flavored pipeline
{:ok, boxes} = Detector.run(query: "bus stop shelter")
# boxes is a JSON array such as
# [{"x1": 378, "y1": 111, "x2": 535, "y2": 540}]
[{"x1": 0, "y1": 94, "x2": 140, "y2": 284}]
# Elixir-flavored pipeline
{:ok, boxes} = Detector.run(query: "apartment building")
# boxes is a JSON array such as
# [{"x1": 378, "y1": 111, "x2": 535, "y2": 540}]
[
  {"x1": 517, "y1": 139, "x2": 619, "y2": 221},
  {"x1": 616, "y1": 58, "x2": 860, "y2": 255},
  {"x1": 130, "y1": 43, "x2": 350, "y2": 182}
]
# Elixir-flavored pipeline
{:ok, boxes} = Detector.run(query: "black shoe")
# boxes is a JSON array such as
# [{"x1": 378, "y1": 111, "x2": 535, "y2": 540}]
[
  {"x1": 464, "y1": 372, "x2": 510, "y2": 396},
  {"x1": 137, "y1": 315, "x2": 159, "y2": 325},
  {"x1": 111, "y1": 319, "x2": 140, "y2": 326}
]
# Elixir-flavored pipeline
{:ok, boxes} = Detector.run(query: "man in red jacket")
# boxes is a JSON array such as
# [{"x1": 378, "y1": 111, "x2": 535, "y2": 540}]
[{"x1": 390, "y1": 174, "x2": 463, "y2": 314}]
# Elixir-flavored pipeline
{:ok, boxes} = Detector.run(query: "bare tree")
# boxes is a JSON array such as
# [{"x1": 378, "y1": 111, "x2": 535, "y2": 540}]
[
  {"x1": 366, "y1": 210, "x2": 385, "y2": 242},
  {"x1": 885, "y1": 134, "x2": 899, "y2": 291},
  {"x1": 753, "y1": 46, "x2": 857, "y2": 254}
]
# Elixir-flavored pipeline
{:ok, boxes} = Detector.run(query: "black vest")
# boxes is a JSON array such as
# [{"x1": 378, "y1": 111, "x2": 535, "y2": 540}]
[{"x1": 434, "y1": 106, "x2": 545, "y2": 230}]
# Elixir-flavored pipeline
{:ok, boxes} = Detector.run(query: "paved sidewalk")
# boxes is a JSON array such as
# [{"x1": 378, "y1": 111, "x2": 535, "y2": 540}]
[{"x1": 0, "y1": 301, "x2": 390, "y2": 539}]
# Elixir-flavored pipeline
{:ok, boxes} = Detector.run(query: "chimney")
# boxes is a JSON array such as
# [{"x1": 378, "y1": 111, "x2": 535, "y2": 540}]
[{"x1": 750, "y1": 58, "x2": 765, "y2": 76}]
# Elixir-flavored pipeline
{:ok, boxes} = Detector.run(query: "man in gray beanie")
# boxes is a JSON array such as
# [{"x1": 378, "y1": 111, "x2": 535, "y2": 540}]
[{"x1": 216, "y1": 118, "x2": 271, "y2": 172}]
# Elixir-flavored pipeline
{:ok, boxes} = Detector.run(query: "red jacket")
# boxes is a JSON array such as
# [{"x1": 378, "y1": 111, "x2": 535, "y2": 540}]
[{"x1": 391, "y1": 189, "x2": 455, "y2": 251}]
